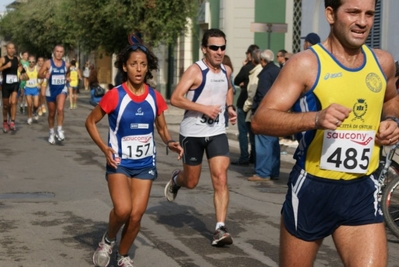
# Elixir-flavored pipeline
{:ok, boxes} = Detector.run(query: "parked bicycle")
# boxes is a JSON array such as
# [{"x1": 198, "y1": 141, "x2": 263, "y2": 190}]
[{"x1": 377, "y1": 142, "x2": 399, "y2": 238}]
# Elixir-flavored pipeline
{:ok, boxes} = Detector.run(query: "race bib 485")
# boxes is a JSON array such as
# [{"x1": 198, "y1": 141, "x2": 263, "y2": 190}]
[{"x1": 320, "y1": 130, "x2": 375, "y2": 174}]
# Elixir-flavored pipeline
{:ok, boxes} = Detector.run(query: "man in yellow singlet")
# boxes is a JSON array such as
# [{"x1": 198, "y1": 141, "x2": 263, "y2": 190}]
[
  {"x1": 252, "y1": 0, "x2": 399, "y2": 266},
  {"x1": 24, "y1": 56, "x2": 40, "y2": 124},
  {"x1": 37, "y1": 57, "x2": 47, "y2": 116}
]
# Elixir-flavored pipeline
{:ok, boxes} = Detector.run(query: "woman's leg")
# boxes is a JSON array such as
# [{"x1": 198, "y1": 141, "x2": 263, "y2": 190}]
[{"x1": 118, "y1": 178, "x2": 153, "y2": 255}]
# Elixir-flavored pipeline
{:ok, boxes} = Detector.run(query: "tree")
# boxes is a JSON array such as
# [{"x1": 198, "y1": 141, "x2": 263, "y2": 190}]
[{"x1": 0, "y1": 0, "x2": 198, "y2": 55}]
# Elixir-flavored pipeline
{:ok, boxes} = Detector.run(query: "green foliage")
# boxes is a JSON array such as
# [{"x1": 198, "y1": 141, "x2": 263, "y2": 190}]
[{"x1": 0, "y1": 0, "x2": 198, "y2": 55}]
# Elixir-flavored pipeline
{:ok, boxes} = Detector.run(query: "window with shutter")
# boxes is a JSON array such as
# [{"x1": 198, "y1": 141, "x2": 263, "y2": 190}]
[{"x1": 365, "y1": 1, "x2": 381, "y2": 48}]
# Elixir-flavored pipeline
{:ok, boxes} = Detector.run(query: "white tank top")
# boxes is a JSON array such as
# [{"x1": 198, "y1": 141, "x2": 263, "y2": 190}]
[{"x1": 180, "y1": 60, "x2": 228, "y2": 137}]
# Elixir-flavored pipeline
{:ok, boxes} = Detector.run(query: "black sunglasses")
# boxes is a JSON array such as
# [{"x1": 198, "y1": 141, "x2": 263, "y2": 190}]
[
  {"x1": 207, "y1": 45, "x2": 226, "y2": 51},
  {"x1": 130, "y1": 44, "x2": 147, "y2": 52}
]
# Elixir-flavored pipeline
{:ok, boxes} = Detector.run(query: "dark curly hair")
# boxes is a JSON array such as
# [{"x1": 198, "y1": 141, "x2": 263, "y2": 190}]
[
  {"x1": 114, "y1": 44, "x2": 158, "y2": 83},
  {"x1": 325, "y1": 0, "x2": 379, "y2": 11},
  {"x1": 201, "y1": 29, "x2": 226, "y2": 48}
]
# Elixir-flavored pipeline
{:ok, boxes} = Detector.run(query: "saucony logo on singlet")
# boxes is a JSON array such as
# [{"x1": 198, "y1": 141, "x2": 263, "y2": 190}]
[
  {"x1": 210, "y1": 79, "x2": 225, "y2": 82},
  {"x1": 324, "y1": 72, "x2": 342, "y2": 80}
]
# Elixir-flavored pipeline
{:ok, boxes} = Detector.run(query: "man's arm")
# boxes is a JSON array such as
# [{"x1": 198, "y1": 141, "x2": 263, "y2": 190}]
[
  {"x1": 0, "y1": 57, "x2": 10, "y2": 72},
  {"x1": 38, "y1": 60, "x2": 50, "y2": 79},
  {"x1": 170, "y1": 64, "x2": 221, "y2": 120},
  {"x1": 373, "y1": 49, "x2": 399, "y2": 145},
  {"x1": 252, "y1": 50, "x2": 351, "y2": 137}
]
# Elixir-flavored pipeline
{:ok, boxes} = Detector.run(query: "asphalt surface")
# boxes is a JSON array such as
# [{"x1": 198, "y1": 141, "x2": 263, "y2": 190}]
[{"x1": 0, "y1": 89, "x2": 398, "y2": 267}]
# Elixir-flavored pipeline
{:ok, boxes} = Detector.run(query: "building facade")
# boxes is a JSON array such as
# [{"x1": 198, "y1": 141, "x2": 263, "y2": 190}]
[{"x1": 155, "y1": 0, "x2": 398, "y2": 99}]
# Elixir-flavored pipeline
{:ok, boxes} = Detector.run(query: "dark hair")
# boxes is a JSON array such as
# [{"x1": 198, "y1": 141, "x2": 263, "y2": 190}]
[
  {"x1": 325, "y1": 0, "x2": 378, "y2": 10},
  {"x1": 201, "y1": 29, "x2": 226, "y2": 48},
  {"x1": 395, "y1": 61, "x2": 399, "y2": 78},
  {"x1": 222, "y1": 55, "x2": 234, "y2": 73},
  {"x1": 246, "y1": 44, "x2": 259, "y2": 55},
  {"x1": 278, "y1": 49, "x2": 287, "y2": 55},
  {"x1": 108, "y1": 83, "x2": 114, "y2": 90},
  {"x1": 114, "y1": 44, "x2": 158, "y2": 83},
  {"x1": 70, "y1": 60, "x2": 76, "y2": 66}
]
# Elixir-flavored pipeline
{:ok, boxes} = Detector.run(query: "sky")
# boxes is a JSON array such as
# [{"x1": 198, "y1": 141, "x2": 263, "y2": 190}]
[{"x1": 0, "y1": 0, "x2": 14, "y2": 13}]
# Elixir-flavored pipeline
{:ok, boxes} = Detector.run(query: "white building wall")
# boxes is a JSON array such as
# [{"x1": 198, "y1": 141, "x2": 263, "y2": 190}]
[
  {"x1": 301, "y1": 0, "x2": 329, "y2": 49},
  {"x1": 382, "y1": 0, "x2": 399, "y2": 60},
  {"x1": 285, "y1": 0, "x2": 294, "y2": 53},
  {"x1": 220, "y1": 0, "x2": 255, "y2": 78}
]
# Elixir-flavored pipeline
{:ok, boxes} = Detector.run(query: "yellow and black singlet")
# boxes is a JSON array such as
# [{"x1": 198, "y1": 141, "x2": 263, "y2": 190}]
[{"x1": 292, "y1": 44, "x2": 386, "y2": 180}]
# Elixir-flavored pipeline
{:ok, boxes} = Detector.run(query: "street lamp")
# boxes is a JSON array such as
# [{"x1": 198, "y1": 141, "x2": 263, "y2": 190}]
[{"x1": 250, "y1": 22, "x2": 288, "y2": 49}]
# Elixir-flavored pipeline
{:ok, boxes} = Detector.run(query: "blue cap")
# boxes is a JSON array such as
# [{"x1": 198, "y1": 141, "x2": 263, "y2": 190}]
[{"x1": 301, "y1": 32, "x2": 320, "y2": 45}]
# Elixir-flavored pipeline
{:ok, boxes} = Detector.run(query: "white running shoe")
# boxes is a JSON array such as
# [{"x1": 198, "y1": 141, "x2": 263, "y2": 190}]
[
  {"x1": 27, "y1": 118, "x2": 32, "y2": 125},
  {"x1": 57, "y1": 130, "x2": 65, "y2": 141},
  {"x1": 33, "y1": 113, "x2": 39, "y2": 121},
  {"x1": 93, "y1": 232, "x2": 115, "y2": 267},
  {"x1": 48, "y1": 133, "x2": 55, "y2": 145},
  {"x1": 117, "y1": 255, "x2": 134, "y2": 267}
]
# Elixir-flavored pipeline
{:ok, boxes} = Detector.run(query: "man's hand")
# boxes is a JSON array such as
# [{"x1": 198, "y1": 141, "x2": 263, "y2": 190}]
[
  {"x1": 316, "y1": 103, "x2": 351, "y2": 130},
  {"x1": 204, "y1": 105, "x2": 222, "y2": 120},
  {"x1": 228, "y1": 108, "x2": 237, "y2": 125},
  {"x1": 376, "y1": 120, "x2": 399, "y2": 146}
]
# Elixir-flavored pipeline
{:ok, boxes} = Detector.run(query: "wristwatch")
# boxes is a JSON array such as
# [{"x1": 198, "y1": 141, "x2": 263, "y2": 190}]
[
  {"x1": 384, "y1": 116, "x2": 399, "y2": 125},
  {"x1": 226, "y1": 104, "x2": 236, "y2": 111}
]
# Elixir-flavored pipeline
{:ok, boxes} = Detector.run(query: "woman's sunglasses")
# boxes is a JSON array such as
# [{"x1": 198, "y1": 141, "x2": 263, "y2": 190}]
[{"x1": 207, "y1": 45, "x2": 226, "y2": 51}]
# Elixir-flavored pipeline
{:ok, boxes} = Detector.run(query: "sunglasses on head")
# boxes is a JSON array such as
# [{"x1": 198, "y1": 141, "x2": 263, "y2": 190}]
[
  {"x1": 207, "y1": 45, "x2": 226, "y2": 51},
  {"x1": 29, "y1": 61, "x2": 35, "y2": 63},
  {"x1": 130, "y1": 44, "x2": 147, "y2": 52}
]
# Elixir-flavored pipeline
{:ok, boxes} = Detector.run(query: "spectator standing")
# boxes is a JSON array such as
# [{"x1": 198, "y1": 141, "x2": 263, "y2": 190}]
[
  {"x1": 83, "y1": 61, "x2": 90, "y2": 90},
  {"x1": 276, "y1": 49, "x2": 288, "y2": 68},
  {"x1": 248, "y1": 49, "x2": 281, "y2": 182},
  {"x1": 88, "y1": 64, "x2": 99, "y2": 88},
  {"x1": 302, "y1": 32, "x2": 321, "y2": 50},
  {"x1": 231, "y1": 44, "x2": 259, "y2": 165},
  {"x1": 243, "y1": 49, "x2": 262, "y2": 165}
]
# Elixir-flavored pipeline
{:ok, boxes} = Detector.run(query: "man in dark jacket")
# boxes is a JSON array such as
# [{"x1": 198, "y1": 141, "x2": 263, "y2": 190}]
[
  {"x1": 231, "y1": 44, "x2": 259, "y2": 165},
  {"x1": 248, "y1": 49, "x2": 281, "y2": 181}
]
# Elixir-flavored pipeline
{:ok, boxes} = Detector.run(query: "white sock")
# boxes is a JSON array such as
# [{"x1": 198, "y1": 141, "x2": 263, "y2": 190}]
[
  {"x1": 49, "y1": 128, "x2": 54, "y2": 134},
  {"x1": 57, "y1": 126, "x2": 63, "y2": 132},
  {"x1": 216, "y1": 222, "x2": 225, "y2": 230}
]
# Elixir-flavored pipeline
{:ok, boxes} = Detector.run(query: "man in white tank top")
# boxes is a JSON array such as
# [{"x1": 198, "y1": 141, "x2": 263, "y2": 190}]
[{"x1": 164, "y1": 28, "x2": 237, "y2": 247}]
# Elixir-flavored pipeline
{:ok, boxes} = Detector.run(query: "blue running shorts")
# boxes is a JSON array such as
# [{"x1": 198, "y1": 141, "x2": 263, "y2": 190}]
[
  {"x1": 282, "y1": 164, "x2": 383, "y2": 241},
  {"x1": 24, "y1": 87, "x2": 39, "y2": 96},
  {"x1": 106, "y1": 165, "x2": 157, "y2": 181}
]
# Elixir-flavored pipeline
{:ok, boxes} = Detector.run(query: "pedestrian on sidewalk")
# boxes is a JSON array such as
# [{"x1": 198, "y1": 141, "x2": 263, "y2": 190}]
[
  {"x1": 86, "y1": 43, "x2": 183, "y2": 267},
  {"x1": 231, "y1": 44, "x2": 259, "y2": 166},
  {"x1": 164, "y1": 28, "x2": 237, "y2": 247}
]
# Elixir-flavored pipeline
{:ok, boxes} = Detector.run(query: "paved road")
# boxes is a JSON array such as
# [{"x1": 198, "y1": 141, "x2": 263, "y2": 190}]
[{"x1": 0, "y1": 90, "x2": 398, "y2": 267}]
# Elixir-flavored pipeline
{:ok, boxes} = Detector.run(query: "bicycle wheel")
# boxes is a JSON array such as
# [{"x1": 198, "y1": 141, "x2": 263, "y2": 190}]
[{"x1": 381, "y1": 172, "x2": 399, "y2": 239}]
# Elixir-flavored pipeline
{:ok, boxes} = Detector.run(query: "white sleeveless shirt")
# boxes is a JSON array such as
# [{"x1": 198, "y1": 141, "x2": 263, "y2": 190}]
[{"x1": 180, "y1": 60, "x2": 228, "y2": 137}]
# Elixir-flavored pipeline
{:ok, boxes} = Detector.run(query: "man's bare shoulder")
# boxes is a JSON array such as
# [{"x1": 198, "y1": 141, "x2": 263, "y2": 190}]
[{"x1": 279, "y1": 50, "x2": 319, "y2": 86}]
